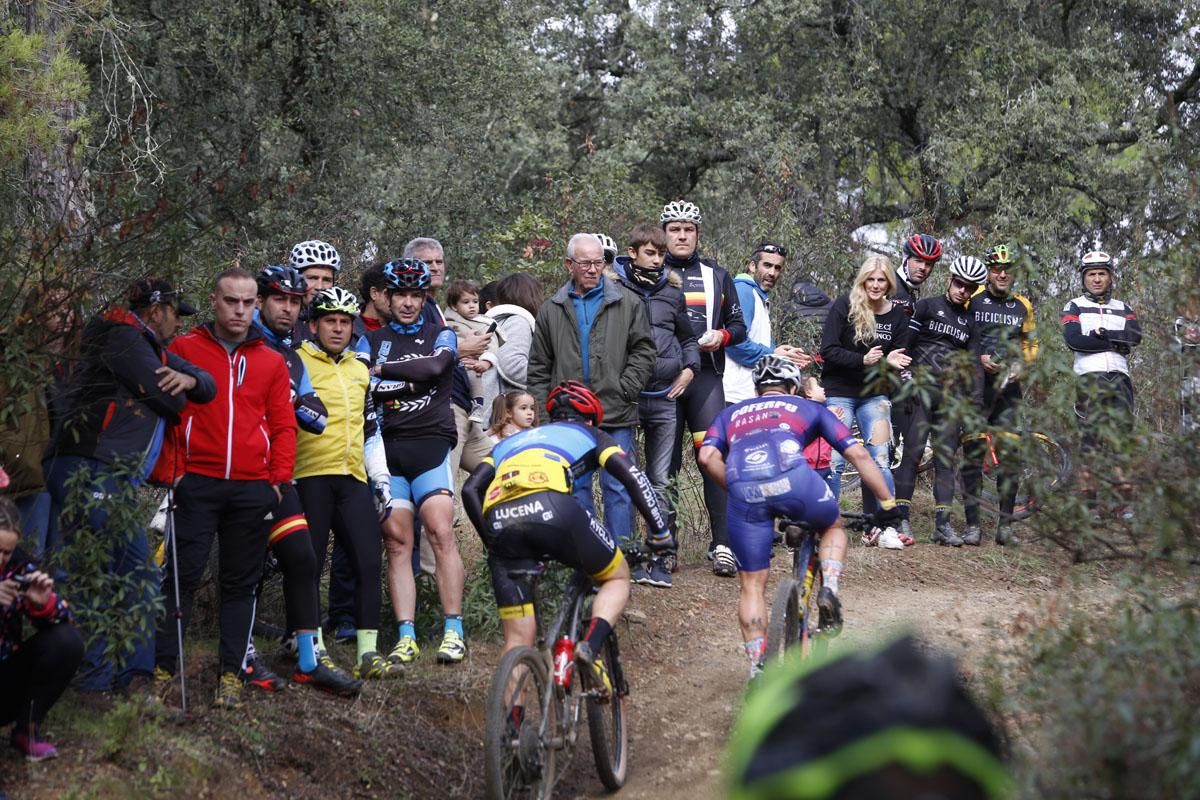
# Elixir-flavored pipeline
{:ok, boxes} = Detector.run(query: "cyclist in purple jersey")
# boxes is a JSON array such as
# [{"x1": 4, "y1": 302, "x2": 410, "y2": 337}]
[{"x1": 699, "y1": 355, "x2": 901, "y2": 679}]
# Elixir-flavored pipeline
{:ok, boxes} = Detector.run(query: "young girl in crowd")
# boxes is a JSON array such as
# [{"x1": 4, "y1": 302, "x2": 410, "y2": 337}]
[
  {"x1": 801, "y1": 376, "x2": 833, "y2": 487},
  {"x1": 0, "y1": 495, "x2": 83, "y2": 761},
  {"x1": 488, "y1": 392, "x2": 538, "y2": 441}
]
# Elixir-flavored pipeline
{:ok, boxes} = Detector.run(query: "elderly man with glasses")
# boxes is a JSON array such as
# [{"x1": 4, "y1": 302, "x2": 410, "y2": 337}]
[
  {"x1": 723, "y1": 241, "x2": 814, "y2": 406},
  {"x1": 527, "y1": 233, "x2": 657, "y2": 548}
]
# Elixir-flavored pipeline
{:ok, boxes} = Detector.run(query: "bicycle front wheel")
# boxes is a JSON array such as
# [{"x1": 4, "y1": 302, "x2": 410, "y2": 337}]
[
  {"x1": 484, "y1": 646, "x2": 556, "y2": 800},
  {"x1": 586, "y1": 633, "x2": 629, "y2": 790},
  {"x1": 765, "y1": 577, "x2": 800, "y2": 662}
]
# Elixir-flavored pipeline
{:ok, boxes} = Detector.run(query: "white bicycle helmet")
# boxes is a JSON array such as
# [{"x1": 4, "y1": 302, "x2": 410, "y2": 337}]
[
  {"x1": 1080, "y1": 250, "x2": 1114, "y2": 273},
  {"x1": 660, "y1": 200, "x2": 703, "y2": 227},
  {"x1": 948, "y1": 255, "x2": 987, "y2": 285},
  {"x1": 751, "y1": 354, "x2": 803, "y2": 389},
  {"x1": 593, "y1": 233, "x2": 618, "y2": 263},
  {"x1": 290, "y1": 239, "x2": 342, "y2": 272}
]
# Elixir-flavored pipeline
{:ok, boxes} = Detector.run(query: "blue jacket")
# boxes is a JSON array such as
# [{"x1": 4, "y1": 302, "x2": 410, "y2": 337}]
[{"x1": 727, "y1": 274, "x2": 774, "y2": 367}]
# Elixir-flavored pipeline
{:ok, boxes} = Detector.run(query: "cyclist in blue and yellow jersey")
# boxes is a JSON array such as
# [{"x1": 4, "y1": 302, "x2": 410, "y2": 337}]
[
  {"x1": 891, "y1": 256, "x2": 985, "y2": 547},
  {"x1": 462, "y1": 381, "x2": 672, "y2": 696},
  {"x1": 356, "y1": 258, "x2": 468, "y2": 666},
  {"x1": 961, "y1": 244, "x2": 1038, "y2": 546},
  {"x1": 698, "y1": 356, "x2": 901, "y2": 680},
  {"x1": 295, "y1": 287, "x2": 395, "y2": 687}
]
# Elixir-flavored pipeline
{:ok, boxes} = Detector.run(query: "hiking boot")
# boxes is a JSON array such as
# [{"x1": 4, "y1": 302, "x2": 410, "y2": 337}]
[
  {"x1": 931, "y1": 522, "x2": 964, "y2": 547},
  {"x1": 644, "y1": 558, "x2": 673, "y2": 589},
  {"x1": 995, "y1": 525, "x2": 1020, "y2": 546},
  {"x1": 293, "y1": 662, "x2": 363, "y2": 697},
  {"x1": 388, "y1": 636, "x2": 420, "y2": 666},
  {"x1": 354, "y1": 651, "x2": 392, "y2": 680},
  {"x1": 436, "y1": 630, "x2": 467, "y2": 664},
  {"x1": 240, "y1": 652, "x2": 287, "y2": 693},
  {"x1": 573, "y1": 641, "x2": 612, "y2": 702},
  {"x1": 214, "y1": 672, "x2": 244, "y2": 709},
  {"x1": 10, "y1": 728, "x2": 58, "y2": 762},
  {"x1": 816, "y1": 586, "x2": 843, "y2": 635},
  {"x1": 877, "y1": 527, "x2": 905, "y2": 550},
  {"x1": 961, "y1": 525, "x2": 982, "y2": 546},
  {"x1": 711, "y1": 545, "x2": 737, "y2": 577},
  {"x1": 630, "y1": 562, "x2": 651, "y2": 585}
]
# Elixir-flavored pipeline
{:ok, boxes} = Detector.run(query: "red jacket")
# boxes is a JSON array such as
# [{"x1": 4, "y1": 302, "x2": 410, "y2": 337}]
[{"x1": 153, "y1": 324, "x2": 296, "y2": 485}]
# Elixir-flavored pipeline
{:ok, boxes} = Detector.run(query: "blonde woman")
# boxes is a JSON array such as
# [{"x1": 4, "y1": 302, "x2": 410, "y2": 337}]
[{"x1": 819, "y1": 256, "x2": 913, "y2": 543}]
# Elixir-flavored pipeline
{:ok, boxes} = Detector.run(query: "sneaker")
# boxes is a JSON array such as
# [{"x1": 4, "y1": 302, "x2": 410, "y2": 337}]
[
  {"x1": 660, "y1": 552, "x2": 679, "y2": 574},
  {"x1": 332, "y1": 620, "x2": 356, "y2": 645},
  {"x1": 711, "y1": 545, "x2": 737, "y2": 577},
  {"x1": 214, "y1": 672, "x2": 244, "y2": 709},
  {"x1": 293, "y1": 662, "x2": 364, "y2": 697},
  {"x1": 861, "y1": 526, "x2": 881, "y2": 547},
  {"x1": 388, "y1": 636, "x2": 421, "y2": 666},
  {"x1": 931, "y1": 522, "x2": 964, "y2": 547},
  {"x1": 436, "y1": 630, "x2": 467, "y2": 664},
  {"x1": 816, "y1": 586, "x2": 843, "y2": 634},
  {"x1": 897, "y1": 518, "x2": 916, "y2": 547},
  {"x1": 10, "y1": 728, "x2": 58, "y2": 762},
  {"x1": 995, "y1": 525, "x2": 1020, "y2": 546},
  {"x1": 877, "y1": 527, "x2": 905, "y2": 550},
  {"x1": 644, "y1": 558, "x2": 673, "y2": 589},
  {"x1": 354, "y1": 651, "x2": 392, "y2": 680},
  {"x1": 1114, "y1": 504, "x2": 1135, "y2": 522},
  {"x1": 961, "y1": 525, "x2": 982, "y2": 546},
  {"x1": 573, "y1": 641, "x2": 612, "y2": 702},
  {"x1": 631, "y1": 562, "x2": 651, "y2": 585},
  {"x1": 240, "y1": 653, "x2": 287, "y2": 692}
]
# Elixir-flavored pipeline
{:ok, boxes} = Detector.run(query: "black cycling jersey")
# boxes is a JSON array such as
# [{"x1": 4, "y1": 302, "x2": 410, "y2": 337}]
[
  {"x1": 254, "y1": 316, "x2": 328, "y2": 435},
  {"x1": 356, "y1": 319, "x2": 458, "y2": 444},
  {"x1": 890, "y1": 277, "x2": 920, "y2": 317},
  {"x1": 895, "y1": 295, "x2": 976, "y2": 376},
  {"x1": 969, "y1": 289, "x2": 1037, "y2": 365}
]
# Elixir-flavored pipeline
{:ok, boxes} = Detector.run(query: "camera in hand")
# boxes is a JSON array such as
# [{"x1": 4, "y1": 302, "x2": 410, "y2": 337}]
[{"x1": 11, "y1": 573, "x2": 33, "y2": 588}]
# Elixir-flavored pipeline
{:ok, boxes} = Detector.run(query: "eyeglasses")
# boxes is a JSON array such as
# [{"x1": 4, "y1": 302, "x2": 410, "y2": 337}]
[
  {"x1": 570, "y1": 258, "x2": 606, "y2": 271},
  {"x1": 949, "y1": 277, "x2": 978, "y2": 291},
  {"x1": 988, "y1": 265, "x2": 1012, "y2": 273},
  {"x1": 754, "y1": 242, "x2": 789, "y2": 259}
]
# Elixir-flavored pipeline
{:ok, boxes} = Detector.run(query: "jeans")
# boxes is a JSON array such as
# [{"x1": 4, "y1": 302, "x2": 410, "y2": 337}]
[
  {"x1": 573, "y1": 426, "x2": 636, "y2": 547},
  {"x1": 826, "y1": 395, "x2": 895, "y2": 511},
  {"x1": 43, "y1": 455, "x2": 156, "y2": 692},
  {"x1": 638, "y1": 396, "x2": 678, "y2": 530}
]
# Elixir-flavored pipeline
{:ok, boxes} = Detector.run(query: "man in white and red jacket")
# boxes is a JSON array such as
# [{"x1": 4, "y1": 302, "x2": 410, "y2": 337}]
[{"x1": 152, "y1": 268, "x2": 297, "y2": 708}]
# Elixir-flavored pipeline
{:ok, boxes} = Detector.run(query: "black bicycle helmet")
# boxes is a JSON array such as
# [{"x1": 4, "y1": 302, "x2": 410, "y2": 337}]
[
  {"x1": 383, "y1": 258, "x2": 431, "y2": 291},
  {"x1": 902, "y1": 234, "x2": 943, "y2": 263},
  {"x1": 256, "y1": 264, "x2": 308, "y2": 298}
]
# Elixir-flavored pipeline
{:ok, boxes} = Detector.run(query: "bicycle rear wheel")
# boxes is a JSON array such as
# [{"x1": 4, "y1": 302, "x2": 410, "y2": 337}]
[
  {"x1": 484, "y1": 646, "x2": 556, "y2": 800},
  {"x1": 765, "y1": 577, "x2": 800, "y2": 662},
  {"x1": 970, "y1": 431, "x2": 1071, "y2": 521},
  {"x1": 586, "y1": 633, "x2": 629, "y2": 790}
]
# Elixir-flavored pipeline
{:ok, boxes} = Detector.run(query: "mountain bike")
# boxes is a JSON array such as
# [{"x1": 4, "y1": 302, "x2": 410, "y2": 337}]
[
  {"x1": 765, "y1": 512, "x2": 873, "y2": 663},
  {"x1": 483, "y1": 556, "x2": 638, "y2": 799},
  {"x1": 959, "y1": 429, "x2": 1070, "y2": 521}
]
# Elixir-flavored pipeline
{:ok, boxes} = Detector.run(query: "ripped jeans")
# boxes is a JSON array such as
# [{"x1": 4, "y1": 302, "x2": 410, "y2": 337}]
[{"x1": 826, "y1": 394, "x2": 895, "y2": 512}]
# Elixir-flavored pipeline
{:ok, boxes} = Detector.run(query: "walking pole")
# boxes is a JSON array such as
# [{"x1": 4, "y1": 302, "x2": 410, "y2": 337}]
[{"x1": 163, "y1": 487, "x2": 189, "y2": 715}]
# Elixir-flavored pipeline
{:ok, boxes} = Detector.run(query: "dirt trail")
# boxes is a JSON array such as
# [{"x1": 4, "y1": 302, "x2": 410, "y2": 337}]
[{"x1": 563, "y1": 539, "x2": 1077, "y2": 800}]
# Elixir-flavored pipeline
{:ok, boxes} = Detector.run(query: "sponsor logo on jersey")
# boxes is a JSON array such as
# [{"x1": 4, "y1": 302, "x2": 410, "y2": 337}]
[
  {"x1": 494, "y1": 499, "x2": 547, "y2": 521},
  {"x1": 528, "y1": 471, "x2": 549, "y2": 485},
  {"x1": 780, "y1": 439, "x2": 800, "y2": 454},
  {"x1": 745, "y1": 449, "x2": 769, "y2": 465}
]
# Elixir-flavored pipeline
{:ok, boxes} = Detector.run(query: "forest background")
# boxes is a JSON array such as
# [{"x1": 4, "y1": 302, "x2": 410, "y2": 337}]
[{"x1": 2, "y1": 1, "x2": 1199, "y2": 796}]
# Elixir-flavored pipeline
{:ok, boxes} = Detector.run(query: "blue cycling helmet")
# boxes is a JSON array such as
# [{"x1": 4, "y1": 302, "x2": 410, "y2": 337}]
[{"x1": 383, "y1": 258, "x2": 431, "y2": 291}]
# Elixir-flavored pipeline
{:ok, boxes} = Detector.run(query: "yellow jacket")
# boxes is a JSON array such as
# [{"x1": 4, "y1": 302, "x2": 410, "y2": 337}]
[{"x1": 295, "y1": 341, "x2": 372, "y2": 482}]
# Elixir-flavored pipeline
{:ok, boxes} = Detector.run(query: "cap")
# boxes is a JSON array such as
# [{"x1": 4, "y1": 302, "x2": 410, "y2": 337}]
[{"x1": 128, "y1": 278, "x2": 198, "y2": 316}]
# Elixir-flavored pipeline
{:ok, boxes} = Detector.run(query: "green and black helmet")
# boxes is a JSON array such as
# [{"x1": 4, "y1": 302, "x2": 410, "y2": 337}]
[{"x1": 726, "y1": 635, "x2": 1012, "y2": 800}]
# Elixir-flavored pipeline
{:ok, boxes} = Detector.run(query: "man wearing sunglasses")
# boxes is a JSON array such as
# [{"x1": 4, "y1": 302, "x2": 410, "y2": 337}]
[
  {"x1": 960, "y1": 245, "x2": 1038, "y2": 546},
  {"x1": 527, "y1": 233, "x2": 657, "y2": 550},
  {"x1": 724, "y1": 242, "x2": 813, "y2": 406},
  {"x1": 891, "y1": 256, "x2": 986, "y2": 547}
]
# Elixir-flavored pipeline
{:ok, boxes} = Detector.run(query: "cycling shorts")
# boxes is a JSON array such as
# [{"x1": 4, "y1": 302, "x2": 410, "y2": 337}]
[
  {"x1": 482, "y1": 490, "x2": 625, "y2": 620},
  {"x1": 728, "y1": 466, "x2": 839, "y2": 572},
  {"x1": 384, "y1": 436, "x2": 454, "y2": 509}
]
